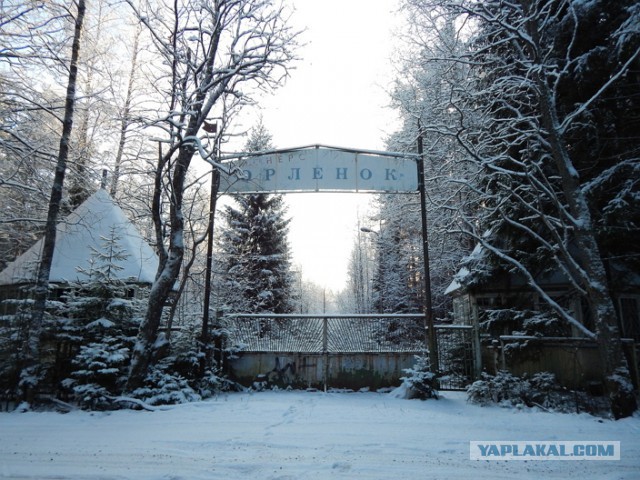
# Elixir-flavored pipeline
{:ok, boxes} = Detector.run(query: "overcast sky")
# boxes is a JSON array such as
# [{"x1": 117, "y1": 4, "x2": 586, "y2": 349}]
[{"x1": 243, "y1": 0, "x2": 404, "y2": 290}]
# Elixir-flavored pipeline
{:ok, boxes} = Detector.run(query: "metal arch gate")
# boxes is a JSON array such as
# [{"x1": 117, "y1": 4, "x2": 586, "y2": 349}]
[
  {"x1": 214, "y1": 144, "x2": 443, "y2": 380},
  {"x1": 219, "y1": 314, "x2": 479, "y2": 391}
]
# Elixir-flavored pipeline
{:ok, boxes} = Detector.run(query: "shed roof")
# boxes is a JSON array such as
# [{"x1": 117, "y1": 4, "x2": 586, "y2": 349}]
[{"x1": 0, "y1": 189, "x2": 158, "y2": 286}]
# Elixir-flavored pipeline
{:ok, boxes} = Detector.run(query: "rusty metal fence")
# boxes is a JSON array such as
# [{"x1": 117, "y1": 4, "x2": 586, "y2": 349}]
[
  {"x1": 223, "y1": 314, "x2": 426, "y2": 353},
  {"x1": 222, "y1": 314, "x2": 479, "y2": 390}
]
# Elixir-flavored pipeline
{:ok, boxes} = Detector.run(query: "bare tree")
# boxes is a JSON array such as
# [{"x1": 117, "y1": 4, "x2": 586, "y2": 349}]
[
  {"x1": 67, "y1": 0, "x2": 121, "y2": 207},
  {"x1": 345, "y1": 222, "x2": 376, "y2": 314},
  {"x1": 124, "y1": 0, "x2": 300, "y2": 390},
  {"x1": 388, "y1": 8, "x2": 476, "y2": 319},
  {"x1": 22, "y1": 0, "x2": 87, "y2": 400},
  {"x1": 1, "y1": 0, "x2": 140, "y2": 264},
  {"x1": 0, "y1": 1, "x2": 76, "y2": 267},
  {"x1": 110, "y1": 26, "x2": 143, "y2": 196}
]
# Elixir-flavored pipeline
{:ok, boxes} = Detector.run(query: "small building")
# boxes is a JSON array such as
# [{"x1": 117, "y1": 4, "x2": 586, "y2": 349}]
[
  {"x1": 0, "y1": 189, "x2": 159, "y2": 296},
  {"x1": 0, "y1": 189, "x2": 161, "y2": 396},
  {"x1": 445, "y1": 244, "x2": 640, "y2": 389}
]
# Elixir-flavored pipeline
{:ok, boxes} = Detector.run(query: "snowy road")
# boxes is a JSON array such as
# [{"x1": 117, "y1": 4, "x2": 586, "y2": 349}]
[{"x1": 1, "y1": 390, "x2": 638, "y2": 479}]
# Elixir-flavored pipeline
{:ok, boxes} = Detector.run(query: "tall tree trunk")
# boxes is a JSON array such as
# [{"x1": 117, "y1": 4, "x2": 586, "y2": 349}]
[
  {"x1": 110, "y1": 28, "x2": 140, "y2": 196},
  {"x1": 69, "y1": 0, "x2": 105, "y2": 209},
  {"x1": 123, "y1": 0, "x2": 297, "y2": 392},
  {"x1": 200, "y1": 167, "x2": 220, "y2": 369},
  {"x1": 125, "y1": 146, "x2": 197, "y2": 391},
  {"x1": 537, "y1": 82, "x2": 637, "y2": 419},
  {"x1": 23, "y1": 0, "x2": 86, "y2": 402}
]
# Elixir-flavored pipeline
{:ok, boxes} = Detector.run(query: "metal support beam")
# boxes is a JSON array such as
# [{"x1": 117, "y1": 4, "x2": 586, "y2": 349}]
[
  {"x1": 201, "y1": 166, "x2": 221, "y2": 359},
  {"x1": 322, "y1": 315, "x2": 329, "y2": 392},
  {"x1": 416, "y1": 124, "x2": 439, "y2": 373}
]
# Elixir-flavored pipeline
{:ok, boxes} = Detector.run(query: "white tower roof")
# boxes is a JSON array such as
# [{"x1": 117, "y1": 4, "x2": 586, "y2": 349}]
[{"x1": 0, "y1": 189, "x2": 159, "y2": 286}]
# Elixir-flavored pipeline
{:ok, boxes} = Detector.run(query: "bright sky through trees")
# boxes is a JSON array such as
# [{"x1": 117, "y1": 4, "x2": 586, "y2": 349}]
[{"x1": 246, "y1": 0, "x2": 403, "y2": 290}]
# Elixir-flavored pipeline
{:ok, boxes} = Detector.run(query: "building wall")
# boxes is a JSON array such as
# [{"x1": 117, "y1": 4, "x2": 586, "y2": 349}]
[{"x1": 482, "y1": 338, "x2": 639, "y2": 390}]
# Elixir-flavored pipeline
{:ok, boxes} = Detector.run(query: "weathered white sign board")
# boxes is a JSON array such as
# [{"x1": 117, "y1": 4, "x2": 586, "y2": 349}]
[{"x1": 219, "y1": 146, "x2": 418, "y2": 193}]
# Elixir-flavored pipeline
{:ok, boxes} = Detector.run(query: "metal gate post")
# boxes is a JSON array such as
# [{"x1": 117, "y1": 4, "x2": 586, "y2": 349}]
[
  {"x1": 472, "y1": 324, "x2": 482, "y2": 380},
  {"x1": 322, "y1": 316, "x2": 329, "y2": 391},
  {"x1": 417, "y1": 124, "x2": 439, "y2": 373}
]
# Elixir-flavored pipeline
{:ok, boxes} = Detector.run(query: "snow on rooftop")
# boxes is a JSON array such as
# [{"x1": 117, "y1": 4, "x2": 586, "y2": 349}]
[
  {"x1": 0, "y1": 189, "x2": 159, "y2": 286},
  {"x1": 445, "y1": 242, "x2": 488, "y2": 295},
  {"x1": 444, "y1": 267, "x2": 470, "y2": 295}
]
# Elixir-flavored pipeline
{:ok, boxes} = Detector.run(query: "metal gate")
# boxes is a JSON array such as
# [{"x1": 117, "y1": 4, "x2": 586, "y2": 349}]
[
  {"x1": 223, "y1": 314, "x2": 427, "y2": 353},
  {"x1": 433, "y1": 325, "x2": 479, "y2": 390},
  {"x1": 221, "y1": 314, "x2": 479, "y2": 390}
]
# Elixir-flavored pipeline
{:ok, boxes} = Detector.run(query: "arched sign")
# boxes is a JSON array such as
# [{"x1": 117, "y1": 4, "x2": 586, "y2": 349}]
[{"x1": 219, "y1": 145, "x2": 418, "y2": 193}]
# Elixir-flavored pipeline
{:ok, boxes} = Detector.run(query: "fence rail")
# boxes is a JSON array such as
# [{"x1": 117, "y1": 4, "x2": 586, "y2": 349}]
[
  {"x1": 222, "y1": 314, "x2": 479, "y2": 390},
  {"x1": 223, "y1": 314, "x2": 427, "y2": 353}
]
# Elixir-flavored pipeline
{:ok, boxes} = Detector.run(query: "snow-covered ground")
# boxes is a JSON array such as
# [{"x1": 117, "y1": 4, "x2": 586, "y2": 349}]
[{"x1": 1, "y1": 390, "x2": 638, "y2": 479}]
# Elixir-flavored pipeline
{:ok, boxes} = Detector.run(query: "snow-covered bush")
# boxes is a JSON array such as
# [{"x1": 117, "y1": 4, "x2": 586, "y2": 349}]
[
  {"x1": 0, "y1": 298, "x2": 33, "y2": 401},
  {"x1": 64, "y1": 337, "x2": 130, "y2": 409},
  {"x1": 165, "y1": 350, "x2": 234, "y2": 398},
  {"x1": 165, "y1": 343, "x2": 204, "y2": 381},
  {"x1": 467, "y1": 371, "x2": 573, "y2": 412},
  {"x1": 468, "y1": 371, "x2": 532, "y2": 407},
  {"x1": 0, "y1": 291, "x2": 70, "y2": 405},
  {"x1": 463, "y1": 371, "x2": 615, "y2": 417},
  {"x1": 130, "y1": 367, "x2": 201, "y2": 406},
  {"x1": 160, "y1": 325, "x2": 236, "y2": 398},
  {"x1": 398, "y1": 355, "x2": 439, "y2": 400},
  {"x1": 44, "y1": 229, "x2": 142, "y2": 408},
  {"x1": 607, "y1": 368, "x2": 638, "y2": 420},
  {"x1": 198, "y1": 367, "x2": 237, "y2": 396},
  {"x1": 128, "y1": 326, "x2": 235, "y2": 406}
]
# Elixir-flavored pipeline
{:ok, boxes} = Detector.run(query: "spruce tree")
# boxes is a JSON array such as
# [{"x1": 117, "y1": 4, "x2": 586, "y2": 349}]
[
  {"x1": 218, "y1": 122, "x2": 295, "y2": 314},
  {"x1": 59, "y1": 226, "x2": 143, "y2": 408}
]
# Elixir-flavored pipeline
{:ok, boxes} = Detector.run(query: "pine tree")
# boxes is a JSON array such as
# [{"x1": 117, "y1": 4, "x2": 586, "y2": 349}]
[
  {"x1": 219, "y1": 194, "x2": 294, "y2": 314},
  {"x1": 553, "y1": 0, "x2": 640, "y2": 280},
  {"x1": 217, "y1": 122, "x2": 295, "y2": 315},
  {"x1": 58, "y1": 226, "x2": 143, "y2": 408},
  {"x1": 345, "y1": 226, "x2": 375, "y2": 314},
  {"x1": 371, "y1": 195, "x2": 423, "y2": 314}
]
